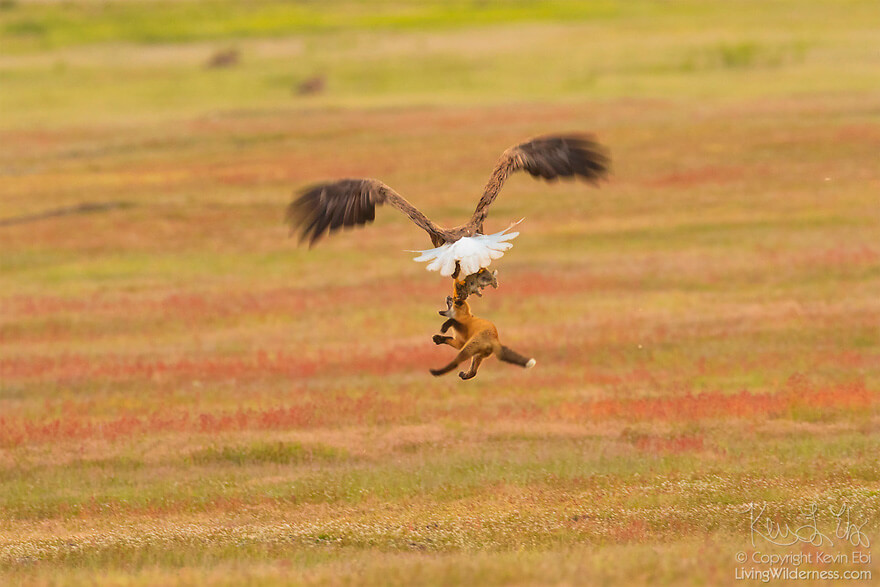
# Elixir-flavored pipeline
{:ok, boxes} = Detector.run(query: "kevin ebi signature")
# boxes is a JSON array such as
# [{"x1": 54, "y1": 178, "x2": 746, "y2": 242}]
[{"x1": 745, "y1": 503, "x2": 871, "y2": 548}]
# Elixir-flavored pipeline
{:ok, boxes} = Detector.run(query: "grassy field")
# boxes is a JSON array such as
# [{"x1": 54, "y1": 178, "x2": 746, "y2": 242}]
[{"x1": 1, "y1": 0, "x2": 879, "y2": 585}]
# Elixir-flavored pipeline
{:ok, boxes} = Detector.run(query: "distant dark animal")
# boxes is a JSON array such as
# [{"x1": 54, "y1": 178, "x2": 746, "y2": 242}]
[
  {"x1": 296, "y1": 76, "x2": 326, "y2": 96},
  {"x1": 206, "y1": 48, "x2": 240, "y2": 69}
]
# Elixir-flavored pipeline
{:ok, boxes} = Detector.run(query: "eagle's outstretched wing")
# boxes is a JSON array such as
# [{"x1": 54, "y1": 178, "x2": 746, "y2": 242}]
[
  {"x1": 469, "y1": 133, "x2": 611, "y2": 231},
  {"x1": 286, "y1": 178, "x2": 447, "y2": 246}
]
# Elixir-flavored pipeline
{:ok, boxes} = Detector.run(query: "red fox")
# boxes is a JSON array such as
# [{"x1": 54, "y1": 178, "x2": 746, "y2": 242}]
[{"x1": 430, "y1": 296, "x2": 536, "y2": 380}]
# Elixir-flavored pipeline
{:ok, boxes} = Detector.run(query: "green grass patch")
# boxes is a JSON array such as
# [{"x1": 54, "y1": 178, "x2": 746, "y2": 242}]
[
  {"x1": 0, "y1": 1, "x2": 621, "y2": 51},
  {"x1": 188, "y1": 441, "x2": 347, "y2": 466}
]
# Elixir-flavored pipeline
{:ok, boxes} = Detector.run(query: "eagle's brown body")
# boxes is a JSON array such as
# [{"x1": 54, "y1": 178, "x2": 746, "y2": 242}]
[{"x1": 286, "y1": 133, "x2": 611, "y2": 249}]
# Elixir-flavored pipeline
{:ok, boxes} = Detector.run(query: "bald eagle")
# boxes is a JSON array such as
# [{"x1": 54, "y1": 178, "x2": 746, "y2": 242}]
[{"x1": 286, "y1": 133, "x2": 610, "y2": 277}]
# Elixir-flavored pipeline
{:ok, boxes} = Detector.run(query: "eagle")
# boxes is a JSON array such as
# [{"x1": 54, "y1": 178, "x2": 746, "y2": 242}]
[{"x1": 286, "y1": 133, "x2": 611, "y2": 278}]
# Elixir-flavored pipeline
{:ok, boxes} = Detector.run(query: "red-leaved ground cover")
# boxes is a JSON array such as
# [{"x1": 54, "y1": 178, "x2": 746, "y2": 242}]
[{"x1": 0, "y1": 381, "x2": 872, "y2": 447}]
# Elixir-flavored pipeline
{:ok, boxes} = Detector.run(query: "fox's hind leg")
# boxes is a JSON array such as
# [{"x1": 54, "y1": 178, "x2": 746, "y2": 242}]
[
  {"x1": 430, "y1": 339, "x2": 482, "y2": 376},
  {"x1": 430, "y1": 349, "x2": 470, "y2": 376},
  {"x1": 459, "y1": 353, "x2": 488, "y2": 380}
]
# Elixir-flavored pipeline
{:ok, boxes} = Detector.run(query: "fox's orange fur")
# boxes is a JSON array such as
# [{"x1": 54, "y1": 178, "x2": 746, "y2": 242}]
[{"x1": 430, "y1": 296, "x2": 536, "y2": 380}]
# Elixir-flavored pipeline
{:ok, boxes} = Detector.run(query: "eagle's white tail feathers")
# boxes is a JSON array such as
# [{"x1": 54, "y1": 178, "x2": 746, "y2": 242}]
[{"x1": 411, "y1": 220, "x2": 523, "y2": 277}]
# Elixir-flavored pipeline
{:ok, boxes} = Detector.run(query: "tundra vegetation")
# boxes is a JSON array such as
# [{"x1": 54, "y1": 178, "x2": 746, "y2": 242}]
[{"x1": 0, "y1": 0, "x2": 878, "y2": 585}]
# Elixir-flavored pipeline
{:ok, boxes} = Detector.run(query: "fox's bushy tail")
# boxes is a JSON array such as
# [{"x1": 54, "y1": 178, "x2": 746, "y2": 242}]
[{"x1": 498, "y1": 345, "x2": 536, "y2": 369}]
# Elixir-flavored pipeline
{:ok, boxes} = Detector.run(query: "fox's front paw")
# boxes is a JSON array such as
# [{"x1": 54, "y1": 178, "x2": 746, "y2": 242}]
[
  {"x1": 459, "y1": 371, "x2": 475, "y2": 380},
  {"x1": 432, "y1": 334, "x2": 448, "y2": 345},
  {"x1": 429, "y1": 368, "x2": 443, "y2": 376}
]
